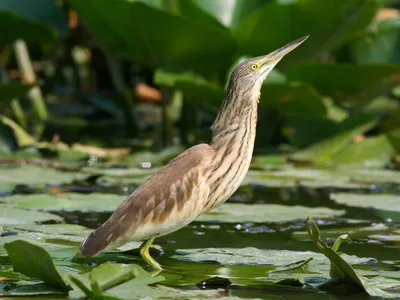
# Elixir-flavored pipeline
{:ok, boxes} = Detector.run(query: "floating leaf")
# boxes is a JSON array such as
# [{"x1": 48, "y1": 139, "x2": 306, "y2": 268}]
[
  {"x1": 0, "y1": 206, "x2": 62, "y2": 225},
  {"x1": 196, "y1": 204, "x2": 345, "y2": 223}
]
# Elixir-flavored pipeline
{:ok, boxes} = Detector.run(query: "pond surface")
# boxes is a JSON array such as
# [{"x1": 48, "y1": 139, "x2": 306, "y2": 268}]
[{"x1": 0, "y1": 163, "x2": 399, "y2": 299}]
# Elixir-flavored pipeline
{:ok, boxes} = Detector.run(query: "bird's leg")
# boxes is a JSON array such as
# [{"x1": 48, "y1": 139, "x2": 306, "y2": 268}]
[{"x1": 139, "y1": 238, "x2": 162, "y2": 270}]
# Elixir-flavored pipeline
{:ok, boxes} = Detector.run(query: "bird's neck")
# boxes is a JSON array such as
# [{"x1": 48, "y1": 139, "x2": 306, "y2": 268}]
[
  {"x1": 201, "y1": 89, "x2": 258, "y2": 213},
  {"x1": 210, "y1": 84, "x2": 259, "y2": 150}
]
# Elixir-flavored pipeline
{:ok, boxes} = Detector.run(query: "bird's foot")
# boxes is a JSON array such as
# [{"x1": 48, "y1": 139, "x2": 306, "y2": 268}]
[{"x1": 139, "y1": 238, "x2": 163, "y2": 271}]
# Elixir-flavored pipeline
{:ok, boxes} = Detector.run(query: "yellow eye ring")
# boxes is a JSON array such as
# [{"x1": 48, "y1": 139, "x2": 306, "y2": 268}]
[{"x1": 251, "y1": 64, "x2": 257, "y2": 70}]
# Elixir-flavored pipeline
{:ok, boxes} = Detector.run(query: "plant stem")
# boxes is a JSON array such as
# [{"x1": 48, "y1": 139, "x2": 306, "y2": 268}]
[
  {"x1": 105, "y1": 53, "x2": 137, "y2": 137},
  {"x1": 10, "y1": 99, "x2": 26, "y2": 127},
  {"x1": 13, "y1": 39, "x2": 48, "y2": 121}
]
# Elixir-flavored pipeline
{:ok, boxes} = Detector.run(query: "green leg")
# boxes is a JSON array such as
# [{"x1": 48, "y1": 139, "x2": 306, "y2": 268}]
[{"x1": 139, "y1": 238, "x2": 162, "y2": 270}]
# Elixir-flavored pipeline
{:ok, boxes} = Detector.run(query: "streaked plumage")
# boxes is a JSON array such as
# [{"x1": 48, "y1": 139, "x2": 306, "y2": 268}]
[{"x1": 80, "y1": 36, "x2": 308, "y2": 268}]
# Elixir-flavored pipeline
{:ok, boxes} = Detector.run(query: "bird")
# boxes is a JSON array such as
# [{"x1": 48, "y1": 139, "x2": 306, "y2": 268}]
[{"x1": 79, "y1": 36, "x2": 309, "y2": 270}]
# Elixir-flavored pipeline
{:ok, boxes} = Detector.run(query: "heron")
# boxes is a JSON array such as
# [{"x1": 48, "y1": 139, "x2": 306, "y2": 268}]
[{"x1": 79, "y1": 36, "x2": 308, "y2": 270}]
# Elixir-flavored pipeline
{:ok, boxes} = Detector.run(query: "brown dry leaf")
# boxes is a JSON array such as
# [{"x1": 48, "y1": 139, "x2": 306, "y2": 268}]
[
  {"x1": 71, "y1": 143, "x2": 131, "y2": 158},
  {"x1": 353, "y1": 134, "x2": 365, "y2": 143},
  {"x1": 136, "y1": 82, "x2": 163, "y2": 102},
  {"x1": 375, "y1": 8, "x2": 400, "y2": 22}
]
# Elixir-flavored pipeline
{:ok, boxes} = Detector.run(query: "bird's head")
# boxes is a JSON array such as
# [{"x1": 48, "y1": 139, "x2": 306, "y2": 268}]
[{"x1": 230, "y1": 36, "x2": 309, "y2": 94}]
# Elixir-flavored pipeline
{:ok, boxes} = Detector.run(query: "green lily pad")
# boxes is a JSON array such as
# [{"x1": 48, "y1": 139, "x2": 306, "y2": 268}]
[
  {"x1": 331, "y1": 193, "x2": 400, "y2": 222},
  {"x1": 331, "y1": 193, "x2": 400, "y2": 212},
  {"x1": 174, "y1": 247, "x2": 344, "y2": 266},
  {"x1": 4, "y1": 193, "x2": 124, "y2": 213},
  {"x1": 196, "y1": 204, "x2": 345, "y2": 223},
  {"x1": 4, "y1": 240, "x2": 72, "y2": 292},
  {"x1": 0, "y1": 164, "x2": 85, "y2": 186},
  {"x1": 0, "y1": 206, "x2": 62, "y2": 225}
]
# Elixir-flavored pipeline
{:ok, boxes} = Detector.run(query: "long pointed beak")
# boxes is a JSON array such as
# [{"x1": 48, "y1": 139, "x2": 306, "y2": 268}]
[{"x1": 260, "y1": 35, "x2": 309, "y2": 66}]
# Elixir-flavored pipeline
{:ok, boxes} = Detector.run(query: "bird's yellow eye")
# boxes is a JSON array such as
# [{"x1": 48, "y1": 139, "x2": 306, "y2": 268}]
[{"x1": 251, "y1": 64, "x2": 258, "y2": 70}]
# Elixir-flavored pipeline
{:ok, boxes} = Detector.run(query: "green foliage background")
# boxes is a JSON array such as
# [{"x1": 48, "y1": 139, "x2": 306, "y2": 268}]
[{"x1": 0, "y1": 0, "x2": 399, "y2": 167}]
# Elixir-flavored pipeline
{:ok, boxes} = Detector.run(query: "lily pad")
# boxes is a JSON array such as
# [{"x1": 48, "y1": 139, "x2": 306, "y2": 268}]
[
  {"x1": 331, "y1": 193, "x2": 400, "y2": 222},
  {"x1": 196, "y1": 204, "x2": 345, "y2": 223},
  {"x1": 331, "y1": 193, "x2": 400, "y2": 212},
  {"x1": 175, "y1": 247, "x2": 325, "y2": 266},
  {"x1": 4, "y1": 193, "x2": 124, "y2": 213},
  {"x1": 0, "y1": 206, "x2": 62, "y2": 225},
  {"x1": 0, "y1": 164, "x2": 85, "y2": 186}
]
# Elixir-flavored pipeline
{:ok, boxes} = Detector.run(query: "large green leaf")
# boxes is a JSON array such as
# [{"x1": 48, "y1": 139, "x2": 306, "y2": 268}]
[
  {"x1": 287, "y1": 63, "x2": 400, "y2": 104},
  {"x1": 288, "y1": 117, "x2": 377, "y2": 165},
  {"x1": 235, "y1": 0, "x2": 381, "y2": 69},
  {"x1": 155, "y1": 69, "x2": 326, "y2": 116},
  {"x1": 348, "y1": 18, "x2": 400, "y2": 63},
  {"x1": 333, "y1": 134, "x2": 394, "y2": 168},
  {"x1": 0, "y1": 0, "x2": 68, "y2": 33},
  {"x1": 0, "y1": 83, "x2": 33, "y2": 103},
  {"x1": 4, "y1": 240, "x2": 72, "y2": 292},
  {"x1": 0, "y1": 10, "x2": 57, "y2": 43},
  {"x1": 260, "y1": 82, "x2": 326, "y2": 117},
  {"x1": 69, "y1": 0, "x2": 237, "y2": 77},
  {"x1": 192, "y1": 0, "x2": 267, "y2": 28}
]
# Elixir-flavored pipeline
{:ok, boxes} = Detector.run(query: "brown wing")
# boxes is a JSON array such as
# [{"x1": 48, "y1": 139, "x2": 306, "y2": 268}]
[{"x1": 79, "y1": 143, "x2": 215, "y2": 256}]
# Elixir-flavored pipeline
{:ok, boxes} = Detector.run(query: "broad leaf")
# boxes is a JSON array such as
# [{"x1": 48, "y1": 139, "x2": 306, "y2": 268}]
[
  {"x1": 0, "y1": 83, "x2": 33, "y2": 103},
  {"x1": 0, "y1": 10, "x2": 57, "y2": 43},
  {"x1": 4, "y1": 240, "x2": 71, "y2": 292},
  {"x1": 287, "y1": 63, "x2": 400, "y2": 104},
  {"x1": 235, "y1": 0, "x2": 381, "y2": 70},
  {"x1": 69, "y1": 0, "x2": 237, "y2": 77}
]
